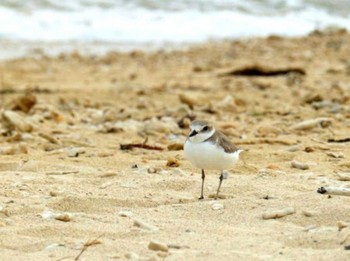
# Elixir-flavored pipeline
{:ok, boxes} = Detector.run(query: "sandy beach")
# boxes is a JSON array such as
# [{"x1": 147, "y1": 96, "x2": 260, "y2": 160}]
[{"x1": 1, "y1": 29, "x2": 350, "y2": 260}]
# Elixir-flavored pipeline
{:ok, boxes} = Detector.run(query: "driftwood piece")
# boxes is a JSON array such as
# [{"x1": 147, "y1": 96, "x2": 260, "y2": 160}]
[
  {"x1": 120, "y1": 137, "x2": 163, "y2": 151},
  {"x1": 262, "y1": 207, "x2": 296, "y2": 219}
]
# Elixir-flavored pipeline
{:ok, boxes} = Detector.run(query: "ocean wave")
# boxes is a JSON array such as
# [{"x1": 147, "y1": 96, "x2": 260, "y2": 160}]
[{"x1": 0, "y1": 0, "x2": 349, "y2": 43}]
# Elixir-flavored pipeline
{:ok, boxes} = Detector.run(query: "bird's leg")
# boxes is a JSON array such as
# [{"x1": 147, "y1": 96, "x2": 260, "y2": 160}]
[
  {"x1": 199, "y1": 169, "x2": 205, "y2": 200},
  {"x1": 216, "y1": 171, "x2": 224, "y2": 200}
]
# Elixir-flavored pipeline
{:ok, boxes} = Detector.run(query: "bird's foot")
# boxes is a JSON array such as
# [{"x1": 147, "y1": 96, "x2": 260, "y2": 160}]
[{"x1": 198, "y1": 196, "x2": 204, "y2": 200}]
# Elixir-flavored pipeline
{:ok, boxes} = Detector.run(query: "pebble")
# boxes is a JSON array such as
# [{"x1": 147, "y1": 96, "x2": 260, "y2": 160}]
[
  {"x1": 303, "y1": 225, "x2": 317, "y2": 232},
  {"x1": 291, "y1": 160, "x2": 310, "y2": 170},
  {"x1": 54, "y1": 213, "x2": 72, "y2": 222},
  {"x1": 215, "y1": 95, "x2": 236, "y2": 111},
  {"x1": 100, "y1": 181, "x2": 113, "y2": 189},
  {"x1": 326, "y1": 151, "x2": 344, "y2": 158},
  {"x1": 2, "y1": 110, "x2": 33, "y2": 132},
  {"x1": 0, "y1": 206, "x2": 8, "y2": 217},
  {"x1": 267, "y1": 164, "x2": 280, "y2": 170},
  {"x1": 131, "y1": 163, "x2": 138, "y2": 169},
  {"x1": 99, "y1": 172, "x2": 117, "y2": 178},
  {"x1": 167, "y1": 143, "x2": 184, "y2": 151},
  {"x1": 8, "y1": 94, "x2": 37, "y2": 113},
  {"x1": 49, "y1": 191, "x2": 65, "y2": 197},
  {"x1": 337, "y1": 172, "x2": 350, "y2": 181},
  {"x1": 0, "y1": 144, "x2": 28, "y2": 155},
  {"x1": 148, "y1": 240, "x2": 169, "y2": 252},
  {"x1": 256, "y1": 125, "x2": 281, "y2": 138},
  {"x1": 118, "y1": 211, "x2": 133, "y2": 217},
  {"x1": 41, "y1": 209, "x2": 73, "y2": 222},
  {"x1": 286, "y1": 145, "x2": 302, "y2": 152},
  {"x1": 179, "y1": 93, "x2": 200, "y2": 108},
  {"x1": 166, "y1": 157, "x2": 180, "y2": 167},
  {"x1": 133, "y1": 217, "x2": 159, "y2": 231},
  {"x1": 147, "y1": 167, "x2": 157, "y2": 174},
  {"x1": 125, "y1": 252, "x2": 140, "y2": 260},
  {"x1": 67, "y1": 147, "x2": 85, "y2": 157},
  {"x1": 157, "y1": 252, "x2": 168, "y2": 258},
  {"x1": 290, "y1": 117, "x2": 332, "y2": 131},
  {"x1": 144, "y1": 117, "x2": 178, "y2": 134},
  {"x1": 337, "y1": 221, "x2": 348, "y2": 231},
  {"x1": 211, "y1": 202, "x2": 224, "y2": 210},
  {"x1": 44, "y1": 243, "x2": 65, "y2": 251},
  {"x1": 302, "y1": 210, "x2": 316, "y2": 217}
]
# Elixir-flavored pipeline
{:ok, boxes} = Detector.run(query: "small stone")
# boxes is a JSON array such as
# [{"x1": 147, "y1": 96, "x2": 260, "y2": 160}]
[
  {"x1": 148, "y1": 240, "x2": 169, "y2": 252},
  {"x1": 67, "y1": 147, "x2": 85, "y2": 157},
  {"x1": 211, "y1": 202, "x2": 224, "y2": 210},
  {"x1": 338, "y1": 221, "x2": 348, "y2": 231},
  {"x1": 255, "y1": 125, "x2": 281, "y2": 138},
  {"x1": 131, "y1": 164, "x2": 138, "y2": 169},
  {"x1": 166, "y1": 157, "x2": 180, "y2": 167},
  {"x1": 157, "y1": 252, "x2": 168, "y2": 258},
  {"x1": 291, "y1": 160, "x2": 309, "y2": 170},
  {"x1": 0, "y1": 144, "x2": 28, "y2": 155},
  {"x1": 41, "y1": 209, "x2": 72, "y2": 222},
  {"x1": 286, "y1": 145, "x2": 302, "y2": 152},
  {"x1": 143, "y1": 117, "x2": 178, "y2": 134},
  {"x1": 167, "y1": 143, "x2": 183, "y2": 151},
  {"x1": 290, "y1": 118, "x2": 332, "y2": 131},
  {"x1": 125, "y1": 252, "x2": 139, "y2": 260},
  {"x1": 9, "y1": 94, "x2": 37, "y2": 113},
  {"x1": 179, "y1": 93, "x2": 199, "y2": 109},
  {"x1": 337, "y1": 172, "x2": 350, "y2": 181},
  {"x1": 304, "y1": 147, "x2": 314, "y2": 153},
  {"x1": 54, "y1": 213, "x2": 72, "y2": 222},
  {"x1": 267, "y1": 164, "x2": 280, "y2": 170},
  {"x1": 215, "y1": 95, "x2": 236, "y2": 111},
  {"x1": 44, "y1": 243, "x2": 65, "y2": 251},
  {"x1": 133, "y1": 218, "x2": 159, "y2": 231},
  {"x1": 302, "y1": 210, "x2": 315, "y2": 217},
  {"x1": 99, "y1": 172, "x2": 117, "y2": 178},
  {"x1": 2, "y1": 110, "x2": 33, "y2": 132},
  {"x1": 147, "y1": 167, "x2": 157, "y2": 174},
  {"x1": 49, "y1": 191, "x2": 60, "y2": 197},
  {"x1": 327, "y1": 151, "x2": 344, "y2": 158},
  {"x1": 118, "y1": 211, "x2": 133, "y2": 217},
  {"x1": 100, "y1": 181, "x2": 113, "y2": 189}
]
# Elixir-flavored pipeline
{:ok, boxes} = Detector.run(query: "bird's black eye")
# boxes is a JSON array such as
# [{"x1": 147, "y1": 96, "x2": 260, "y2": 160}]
[{"x1": 203, "y1": 126, "x2": 208, "y2": 131}]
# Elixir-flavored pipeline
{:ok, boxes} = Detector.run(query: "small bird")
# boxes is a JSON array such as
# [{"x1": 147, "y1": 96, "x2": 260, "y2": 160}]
[{"x1": 184, "y1": 120, "x2": 243, "y2": 200}]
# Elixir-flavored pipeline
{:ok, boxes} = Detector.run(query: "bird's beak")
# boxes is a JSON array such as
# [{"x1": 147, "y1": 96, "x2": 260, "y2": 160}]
[{"x1": 189, "y1": 130, "x2": 198, "y2": 137}]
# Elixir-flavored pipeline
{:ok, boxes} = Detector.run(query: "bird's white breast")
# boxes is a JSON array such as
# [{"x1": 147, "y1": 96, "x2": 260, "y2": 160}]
[{"x1": 184, "y1": 139, "x2": 241, "y2": 170}]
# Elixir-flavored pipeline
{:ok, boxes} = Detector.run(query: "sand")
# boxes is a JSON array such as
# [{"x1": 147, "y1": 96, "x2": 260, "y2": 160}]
[{"x1": 1, "y1": 29, "x2": 350, "y2": 260}]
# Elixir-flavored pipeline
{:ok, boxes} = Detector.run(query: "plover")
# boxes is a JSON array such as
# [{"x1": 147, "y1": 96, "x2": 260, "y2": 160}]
[{"x1": 184, "y1": 120, "x2": 243, "y2": 199}]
